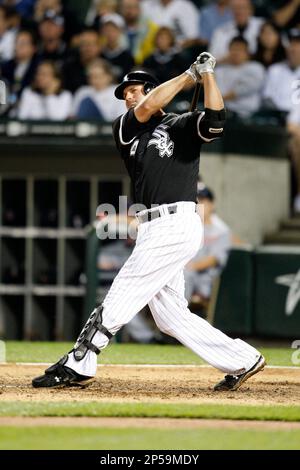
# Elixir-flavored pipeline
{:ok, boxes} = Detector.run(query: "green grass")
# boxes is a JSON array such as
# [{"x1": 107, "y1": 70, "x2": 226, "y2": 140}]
[
  {"x1": 1, "y1": 342, "x2": 299, "y2": 450},
  {"x1": 1, "y1": 402, "x2": 300, "y2": 422},
  {"x1": 4, "y1": 341, "x2": 297, "y2": 367},
  {"x1": 0, "y1": 426, "x2": 299, "y2": 450}
]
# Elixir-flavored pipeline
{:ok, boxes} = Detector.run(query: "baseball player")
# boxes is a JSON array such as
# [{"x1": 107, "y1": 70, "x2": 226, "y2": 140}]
[{"x1": 32, "y1": 53, "x2": 265, "y2": 391}]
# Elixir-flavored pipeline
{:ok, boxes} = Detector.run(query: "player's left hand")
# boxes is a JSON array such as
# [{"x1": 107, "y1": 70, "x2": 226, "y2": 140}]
[
  {"x1": 185, "y1": 61, "x2": 200, "y2": 82},
  {"x1": 185, "y1": 52, "x2": 217, "y2": 83},
  {"x1": 195, "y1": 52, "x2": 217, "y2": 76}
]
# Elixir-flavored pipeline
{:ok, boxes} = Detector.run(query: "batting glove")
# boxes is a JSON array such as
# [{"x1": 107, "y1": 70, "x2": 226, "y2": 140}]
[
  {"x1": 195, "y1": 52, "x2": 217, "y2": 76},
  {"x1": 185, "y1": 62, "x2": 201, "y2": 82}
]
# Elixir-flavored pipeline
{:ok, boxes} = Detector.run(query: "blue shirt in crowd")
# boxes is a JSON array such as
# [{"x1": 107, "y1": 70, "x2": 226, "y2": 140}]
[{"x1": 199, "y1": 3, "x2": 233, "y2": 42}]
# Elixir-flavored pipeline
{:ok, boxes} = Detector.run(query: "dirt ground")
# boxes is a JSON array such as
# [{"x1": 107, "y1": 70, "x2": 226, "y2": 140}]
[{"x1": 0, "y1": 364, "x2": 299, "y2": 406}]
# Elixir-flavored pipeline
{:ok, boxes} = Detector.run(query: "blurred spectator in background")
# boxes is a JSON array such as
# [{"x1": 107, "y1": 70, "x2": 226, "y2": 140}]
[
  {"x1": 143, "y1": 26, "x2": 184, "y2": 83},
  {"x1": 199, "y1": 0, "x2": 233, "y2": 46},
  {"x1": 0, "y1": 5, "x2": 19, "y2": 62},
  {"x1": 97, "y1": 236, "x2": 135, "y2": 285},
  {"x1": 1, "y1": 2, "x2": 21, "y2": 28},
  {"x1": 37, "y1": 10, "x2": 68, "y2": 70},
  {"x1": 263, "y1": 29, "x2": 300, "y2": 112},
  {"x1": 17, "y1": 60, "x2": 72, "y2": 119},
  {"x1": 210, "y1": 0, "x2": 264, "y2": 61},
  {"x1": 215, "y1": 36, "x2": 265, "y2": 117},
  {"x1": 62, "y1": 29, "x2": 101, "y2": 93},
  {"x1": 272, "y1": 0, "x2": 300, "y2": 31},
  {"x1": 72, "y1": 58, "x2": 125, "y2": 121},
  {"x1": 253, "y1": 20, "x2": 286, "y2": 68},
  {"x1": 34, "y1": 0, "x2": 80, "y2": 40},
  {"x1": 34, "y1": 0, "x2": 61, "y2": 22},
  {"x1": 1, "y1": 29, "x2": 39, "y2": 106},
  {"x1": 287, "y1": 101, "x2": 300, "y2": 212},
  {"x1": 142, "y1": 0, "x2": 199, "y2": 47},
  {"x1": 0, "y1": 0, "x2": 36, "y2": 19},
  {"x1": 184, "y1": 185, "x2": 231, "y2": 307},
  {"x1": 100, "y1": 13, "x2": 134, "y2": 82},
  {"x1": 120, "y1": 0, "x2": 158, "y2": 64},
  {"x1": 85, "y1": 0, "x2": 117, "y2": 28}
]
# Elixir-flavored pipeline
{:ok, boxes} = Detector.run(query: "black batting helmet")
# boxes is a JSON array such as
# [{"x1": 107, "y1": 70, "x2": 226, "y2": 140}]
[{"x1": 114, "y1": 70, "x2": 159, "y2": 100}]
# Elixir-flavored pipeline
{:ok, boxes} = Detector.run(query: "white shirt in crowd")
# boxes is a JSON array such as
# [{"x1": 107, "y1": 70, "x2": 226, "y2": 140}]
[
  {"x1": 215, "y1": 61, "x2": 265, "y2": 117},
  {"x1": 209, "y1": 17, "x2": 264, "y2": 60},
  {"x1": 73, "y1": 85, "x2": 126, "y2": 121},
  {"x1": 18, "y1": 88, "x2": 73, "y2": 120},
  {"x1": 184, "y1": 214, "x2": 231, "y2": 300},
  {"x1": 142, "y1": 0, "x2": 199, "y2": 41},
  {"x1": 0, "y1": 29, "x2": 17, "y2": 62},
  {"x1": 263, "y1": 62, "x2": 300, "y2": 112},
  {"x1": 288, "y1": 100, "x2": 300, "y2": 125}
]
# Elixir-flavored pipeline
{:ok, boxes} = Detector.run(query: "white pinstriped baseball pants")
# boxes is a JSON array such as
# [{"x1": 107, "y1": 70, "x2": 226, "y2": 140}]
[{"x1": 66, "y1": 202, "x2": 260, "y2": 377}]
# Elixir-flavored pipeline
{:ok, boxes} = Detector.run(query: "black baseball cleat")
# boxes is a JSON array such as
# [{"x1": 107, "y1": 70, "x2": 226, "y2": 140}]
[
  {"x1": 32, "y1": 355, "x2": 93, "y2": 388},
  {"x1": 213, "y1": 355, "x2": 266, "y2": 392}
]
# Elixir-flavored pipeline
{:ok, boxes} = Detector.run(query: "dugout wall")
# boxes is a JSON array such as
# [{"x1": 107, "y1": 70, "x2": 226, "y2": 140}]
[{"x1": 0, "y1": 120, "x2": 291, "y2": 340}]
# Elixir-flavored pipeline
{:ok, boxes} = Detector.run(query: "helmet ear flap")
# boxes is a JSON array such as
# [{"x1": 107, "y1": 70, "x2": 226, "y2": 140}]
[
  {"x1": 143, "y1": 82, "x2": 156, "y2": 95},
  {"x1": 115, "y1": 71, "x2": 159, "y2": 99}
]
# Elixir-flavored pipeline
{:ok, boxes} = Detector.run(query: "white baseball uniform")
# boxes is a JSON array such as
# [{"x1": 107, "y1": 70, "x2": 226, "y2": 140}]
[
  {"x1": 65, "y1": 107, "x2": 260, "y2": 377},
  {"x1": 66, "y1": 202, "x2": 259, "y2": 377}
]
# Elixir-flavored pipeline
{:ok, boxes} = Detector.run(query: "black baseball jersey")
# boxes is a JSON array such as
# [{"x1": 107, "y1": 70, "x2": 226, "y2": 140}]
[{"x1": 112, "y1": 108, "x2": 225, "y2": 208}]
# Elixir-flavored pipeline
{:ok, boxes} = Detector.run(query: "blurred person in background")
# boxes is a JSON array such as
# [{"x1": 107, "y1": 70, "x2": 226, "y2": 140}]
[
  {"x1": 287, "y1": 101, "x2": 300, "y2": 213},
  {"x1": 17, "y1": 60, "x2": 72, "y2": 120},
  {"x1": 72, "y1": 58, "x2": 126, "y2": 120},
  {"x1": 97, "y1": 236, "x2": 135, "y2": 285},
  {"x1": 85, "y1": 0, "x2": 118, "y2": 28},
  {"x1": 253, "y1": 20, "x2": 286, "y2": 68},
  {"x1": 263, "y1": 29, "x2": 300, "y2": 112},
  {"x1": 37, "y1": 10, "x2": 69, "y2": 70},
  {"x1": 100, "y1": 13, "x2": 134, "y2": 82},
  {"x1": 184, "y1": 185, "x2": 231, "y2": 308},
  {"x1": 0, "y1": 0, "x2": 36, "y2": 19},
  {"x1": 143, "y1": 26, "x2": 184, "y2": 83},
  {"x1": 1, "y1": 29, "x2": 39, "y2": 111},
  {"x1": 142, "y1": 0, "x2": 199, "y2": 47},
  {"x1": 272, "y1": 0, "x2": 300, "y2": 31},
  {"x1": 34, "y1": 0, "x2": 80, "y2": 40},
  {"x1": 62, "y1": 29, "x2": 101, "y2": 93},
  {"x1": 1, "y1": 2, "x2": 20, "y2": 28},
  {"x1": 34, "y1": 0, "x2": 61, "y2": 22},
  {"x1": 198, "y1": 0, "x2": 233, "y2": 47},
  {"x1": 215, "y1": 36, "x2": 265, "y2": 117},
  {"x1": 210, "y1": 0, "x2": 264, "y2": 62},
  {"x1": 120, "y1": 0, "x2": 158, "y2": 64},
  {"x1": 0, "y1": 5, "x2": 19, "y2": 62}
]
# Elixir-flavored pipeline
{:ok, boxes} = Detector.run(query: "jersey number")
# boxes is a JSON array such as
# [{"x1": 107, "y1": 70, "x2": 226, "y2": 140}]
[{"x1": 130, "y1": 140, "x2": 139, "y2": 157}]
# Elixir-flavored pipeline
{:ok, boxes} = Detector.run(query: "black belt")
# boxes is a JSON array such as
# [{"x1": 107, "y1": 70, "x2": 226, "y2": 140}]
[{"x1": 137, "y1": 204, "x2": 178, "y2": 223}]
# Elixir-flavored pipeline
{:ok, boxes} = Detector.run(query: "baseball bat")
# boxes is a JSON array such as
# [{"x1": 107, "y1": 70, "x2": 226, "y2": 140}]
[
  {"x1": 189, "y1": 53, "x2": 211, "y2": 112},
  {"x1": 189, "y1": 82, "x2": 201, "y2": 112}
]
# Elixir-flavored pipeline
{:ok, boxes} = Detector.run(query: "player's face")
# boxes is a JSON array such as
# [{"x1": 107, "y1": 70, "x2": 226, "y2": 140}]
[{"x1": 123, "y1": 84, "x2": 145, "y2": 109}]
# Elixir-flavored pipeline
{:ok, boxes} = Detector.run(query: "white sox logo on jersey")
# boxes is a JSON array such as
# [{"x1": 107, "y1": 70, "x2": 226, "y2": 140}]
[{"x1": 148, "y1": 125, "x2": 174, "y2": 158}]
